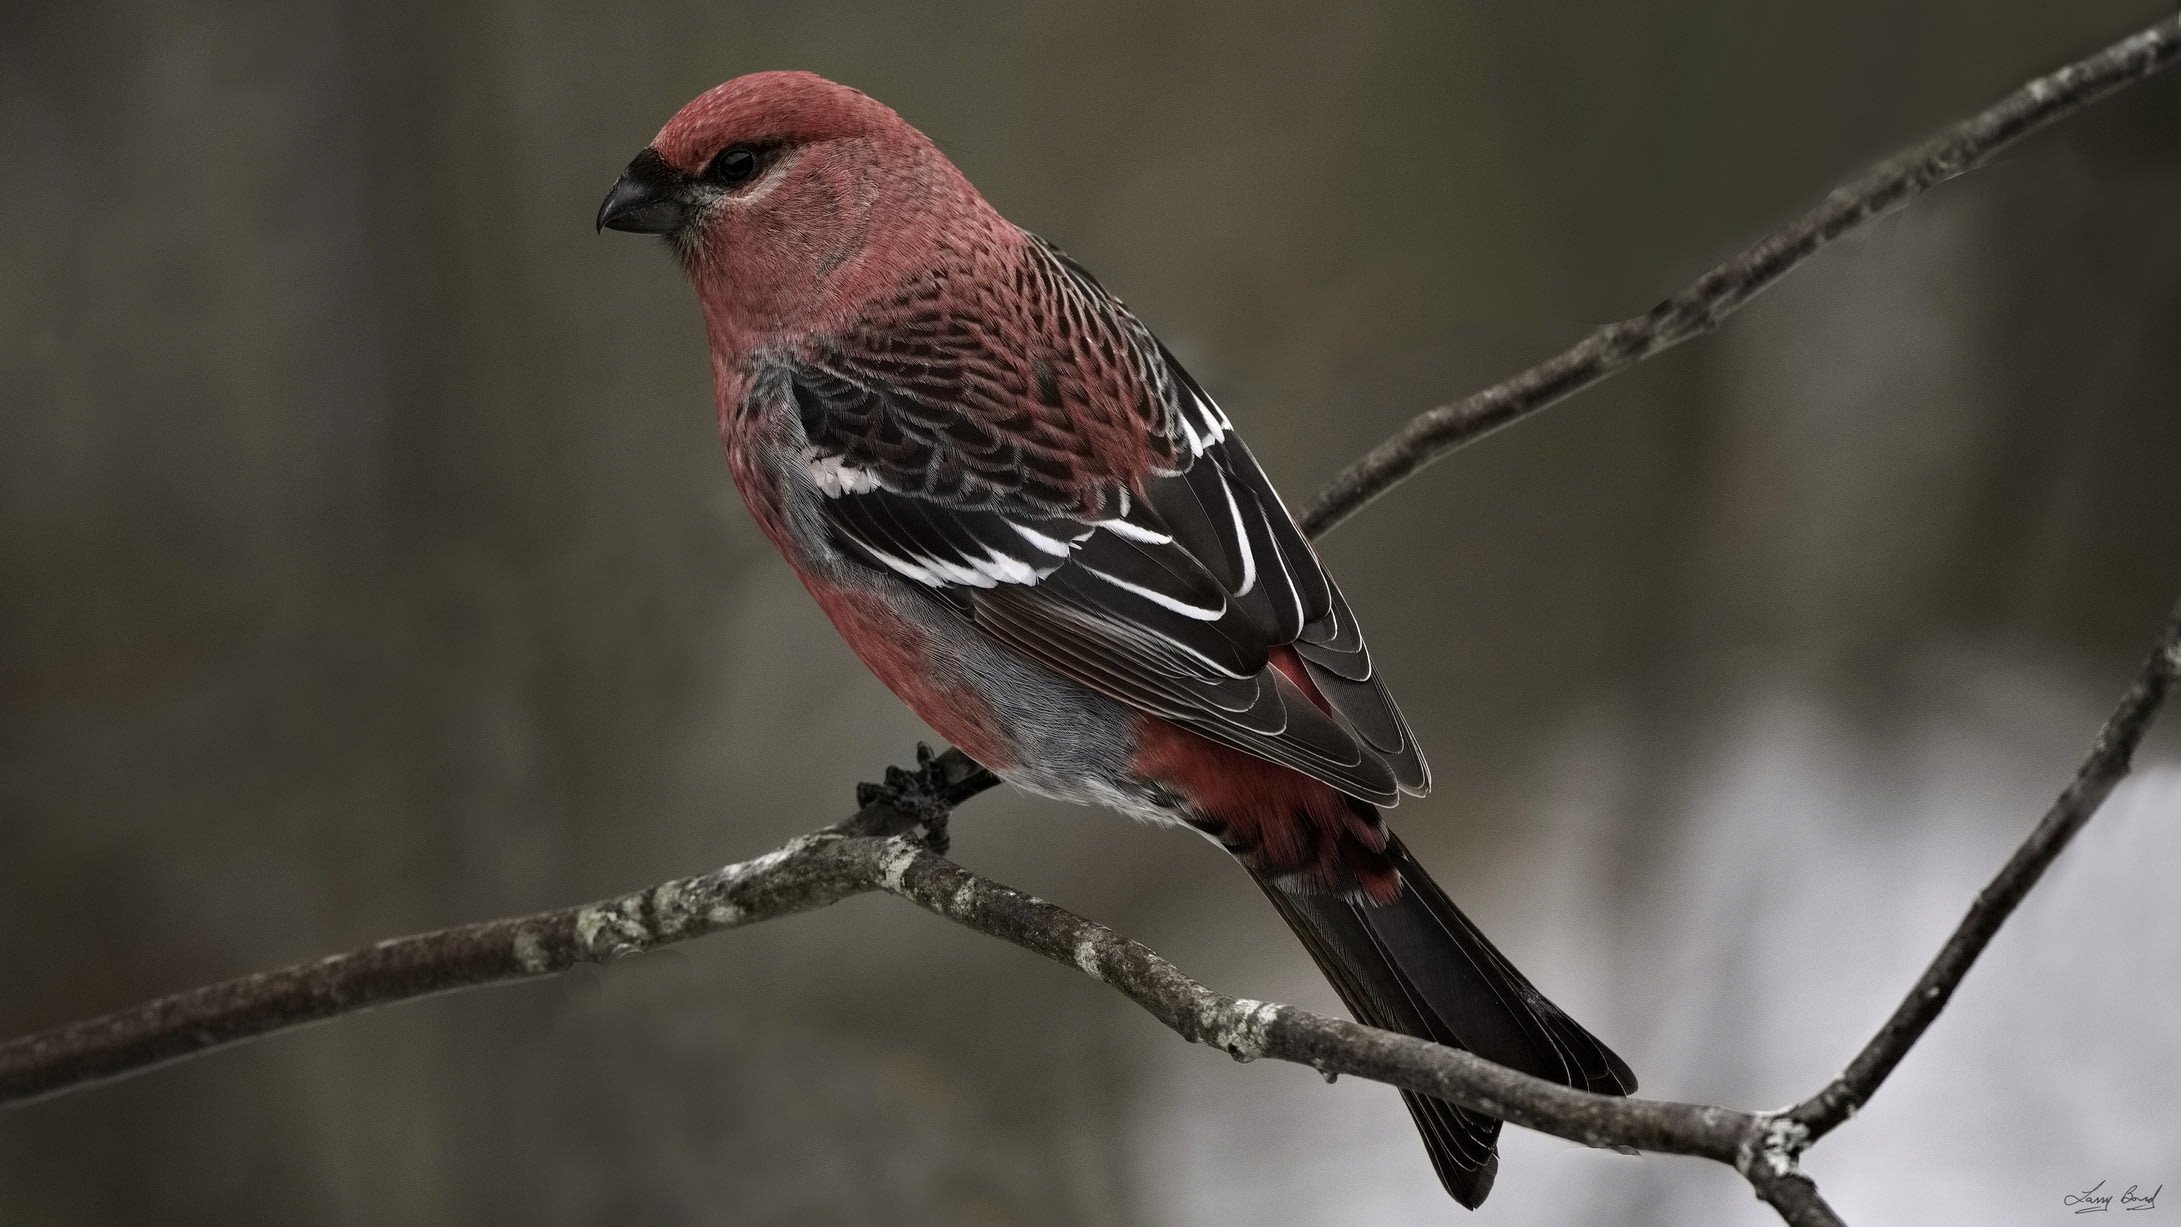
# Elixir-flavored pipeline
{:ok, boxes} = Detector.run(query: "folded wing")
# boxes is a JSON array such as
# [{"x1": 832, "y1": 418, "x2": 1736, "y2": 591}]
[{"x1": 784, "y1": 236, "x2": 1429, "y2": 802}]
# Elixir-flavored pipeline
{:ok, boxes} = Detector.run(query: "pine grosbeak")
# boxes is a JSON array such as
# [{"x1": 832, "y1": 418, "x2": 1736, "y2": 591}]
[{"x1": 598, "y1": 71, "x2": 1634, "y2": 1208}]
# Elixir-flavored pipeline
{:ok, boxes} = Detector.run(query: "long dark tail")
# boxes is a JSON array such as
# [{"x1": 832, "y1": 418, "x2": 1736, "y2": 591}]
[{"x1": 1246, "y1": 832, "x2": 1637, "y2": 1209}]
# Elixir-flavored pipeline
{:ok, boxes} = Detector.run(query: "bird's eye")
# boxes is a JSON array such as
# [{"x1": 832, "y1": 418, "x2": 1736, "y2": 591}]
[{"x1": 706, "y1": 146, "x2": 762, "y2": 188}]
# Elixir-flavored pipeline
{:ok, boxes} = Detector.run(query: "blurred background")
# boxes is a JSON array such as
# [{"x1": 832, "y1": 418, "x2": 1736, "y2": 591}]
[{"x1": 4, "y1": 2, "x2": 2178, "y2": 1223}]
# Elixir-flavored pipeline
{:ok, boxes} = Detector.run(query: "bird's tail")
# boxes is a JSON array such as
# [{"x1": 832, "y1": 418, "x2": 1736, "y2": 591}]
[{"x1": 1244, "y1": 827, "x2": 1637, "y2": 1209}]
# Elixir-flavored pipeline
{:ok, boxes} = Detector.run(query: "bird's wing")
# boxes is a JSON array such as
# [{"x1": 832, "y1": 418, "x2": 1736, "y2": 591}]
[{"x1": 787, "y1": 236, "x2": 1428, "y2": 801}]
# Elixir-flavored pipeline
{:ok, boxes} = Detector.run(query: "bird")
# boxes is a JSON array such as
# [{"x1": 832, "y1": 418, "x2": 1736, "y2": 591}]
[{"x1": 597, "y1": 70, "x2": 1635, "y2": 1208}]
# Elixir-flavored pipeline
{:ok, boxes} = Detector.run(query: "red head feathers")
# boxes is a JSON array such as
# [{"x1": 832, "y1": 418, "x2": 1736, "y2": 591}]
[{"x1": 605, "y1": 71, "x2": 1006, "y2": 361}]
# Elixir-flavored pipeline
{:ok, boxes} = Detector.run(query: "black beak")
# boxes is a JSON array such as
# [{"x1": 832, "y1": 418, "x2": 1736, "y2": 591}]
[{"x1": 597, "y1": 148, "x2": 691, "y2": 234}]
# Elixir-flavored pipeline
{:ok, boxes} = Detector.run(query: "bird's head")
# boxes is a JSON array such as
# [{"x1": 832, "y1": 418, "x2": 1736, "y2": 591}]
[{"x1": 599, "y1": 71, "x2": 995, "y2": 353}]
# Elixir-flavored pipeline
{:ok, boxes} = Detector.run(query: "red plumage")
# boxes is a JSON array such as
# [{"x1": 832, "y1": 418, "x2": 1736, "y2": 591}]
[{"x1": 600, "y1": 70, "x2": 1634, "y2": 1208}]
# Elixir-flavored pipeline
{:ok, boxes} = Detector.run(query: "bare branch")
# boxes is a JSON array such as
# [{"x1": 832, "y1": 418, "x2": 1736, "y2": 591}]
[
  {"x1": 1298, "y1": 14, "x2": 2181, "y2": 537},
  {"x1": 1748, "y1": 1166, "x2": 1849, "y2": 1227},
  {"x1": 866, "y1": 822, "x2": 1766, "y2": 1161},
  {"x1": 6, "y1": 607, "x2": 2174, "y2": 1223},
  {"x1": 1788, "y1": 601, "x2": 2181, "y2": 1140},
  {"x1": 0, "y1": 749, "x2": 998, "y2": 1109},
  {"x1": 0, "y1": 751, "x2": 1778, "y2": 1160}
]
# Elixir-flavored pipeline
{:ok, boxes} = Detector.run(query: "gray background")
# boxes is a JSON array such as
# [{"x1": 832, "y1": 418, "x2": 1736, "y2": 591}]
[{"x1": 4, "y1": 2, "x2": 2178, "y2": 1224}]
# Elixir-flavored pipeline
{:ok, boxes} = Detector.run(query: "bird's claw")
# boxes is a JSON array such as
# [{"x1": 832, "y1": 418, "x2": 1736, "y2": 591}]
[{"x1": 852, "y1": 743, "x2": 956, "y2": 853}]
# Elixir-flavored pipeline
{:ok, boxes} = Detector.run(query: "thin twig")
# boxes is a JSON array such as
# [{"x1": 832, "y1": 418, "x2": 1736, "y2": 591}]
[
  {"x1": 1750, "y1": 1172, "x2": 1849, "y2": 1227},
  {"x1": 0, "y1": 752, "x2": 1770, "y2": 1159},
  {"x1": 1297, "y1": 14, "x2": 2181, "y2": 537},
  {"x1": 0, "y1": 749, "x2": 998, "y2": 1109},
  {"x1": 1727, "y1": 1113, "x2": 1838, "y2": 1227},
  {"x1": 5, "y1": 574, "x2": 2173, "y2": 1210},
  {"x1": 868, "y1": 824, "x2": 1765, "y2": 1161},
  {"x1": 1788, "y1": 601, "x2": 2181, "y2": 1140},
  {"x1": 8, "y1": 584, "x2": 2167, "y2": 1199}
]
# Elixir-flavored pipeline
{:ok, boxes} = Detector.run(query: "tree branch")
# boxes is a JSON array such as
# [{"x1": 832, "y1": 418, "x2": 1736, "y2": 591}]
[
  {"x1": 6, "y1": 13, "x2": 2180, "y2": 1226},
  {"x1": 9, "y1": 610, "x2": 2172, "y2": 1223},
  {"x1": 15, "y1": 592, "x2": 2168, "y2": 1210},
  {"x1": 0, "y1": 747, "x2": 999, "y2": 1109},
  {"x1": 1747, "y1": 1156, "x2": 1848, "y2": 1227},
  {"x1": 1788, "y1": 600, "x2": 2181, "y2": 1140},
  {"x1": 1297, "y1": 13, "x2": 2181, "y2": 537},
  {"x1": 0, "y1": 753, "x2": 1819, "y2": 1199}
]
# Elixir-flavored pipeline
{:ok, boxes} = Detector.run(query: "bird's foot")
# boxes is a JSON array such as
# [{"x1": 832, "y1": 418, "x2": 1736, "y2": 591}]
[{"x1": 850, "y1": 743, "x2": 973, "y2": 853}]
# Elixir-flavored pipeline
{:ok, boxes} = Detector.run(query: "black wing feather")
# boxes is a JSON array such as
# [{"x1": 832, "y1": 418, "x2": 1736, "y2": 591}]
[{"x1": 784, "y1": 244, "x2": 1428, "y2": 803}]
